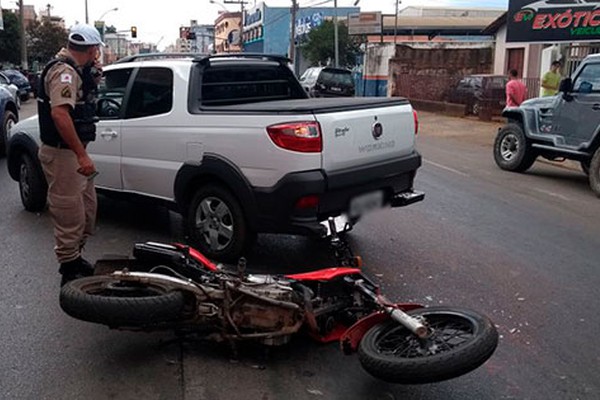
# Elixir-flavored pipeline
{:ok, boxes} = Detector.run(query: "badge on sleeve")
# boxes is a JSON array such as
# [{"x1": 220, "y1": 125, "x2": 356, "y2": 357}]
[
  {"x1": 61, "y1": 86, "x2": 72, "y2": 98},
  {"x1": 60, "y1": 73, "x2": 73, "y2": 84}
]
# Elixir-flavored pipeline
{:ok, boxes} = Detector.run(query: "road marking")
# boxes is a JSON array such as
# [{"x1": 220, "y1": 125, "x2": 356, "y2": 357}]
[
  {"x1": 532, "y1": 188, "x2": 571, "y2": 202},
  {"x1": 424, "y1": 160, "x2": 469, "y2": 177}
]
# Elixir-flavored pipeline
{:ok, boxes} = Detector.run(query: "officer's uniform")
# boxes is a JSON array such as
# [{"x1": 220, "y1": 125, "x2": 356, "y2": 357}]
[{"x1": 38, "y1": 48, "x2": 98, "y2": 264}]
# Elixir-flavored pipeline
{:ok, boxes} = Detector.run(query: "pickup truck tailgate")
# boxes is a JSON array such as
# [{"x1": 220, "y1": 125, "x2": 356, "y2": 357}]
[{"x1": 315, "y1": 100, "x2": 415, "y2": 172}]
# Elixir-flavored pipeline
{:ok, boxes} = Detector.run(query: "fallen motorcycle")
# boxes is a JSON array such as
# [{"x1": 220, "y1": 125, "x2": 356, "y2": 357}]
[{"x1": 59, "y1": 221, "x2": 498, "y2": 384}]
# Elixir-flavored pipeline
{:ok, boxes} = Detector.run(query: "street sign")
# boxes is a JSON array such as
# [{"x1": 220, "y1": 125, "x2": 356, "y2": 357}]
[
  {"x1": 507, "y1": 0, "x2": 600, "y2": 42},
  {"x1": 94, "y1": 20, "x2": 105, "y2": 41},
  {"x1": 348, "y1": 12, "x2": 382, "y2": 35}
]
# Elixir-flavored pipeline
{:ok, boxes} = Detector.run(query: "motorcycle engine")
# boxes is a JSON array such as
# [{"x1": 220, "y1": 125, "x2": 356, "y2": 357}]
[{"x1": 229, "y1": 275, "x2": 301, "y2": 344}]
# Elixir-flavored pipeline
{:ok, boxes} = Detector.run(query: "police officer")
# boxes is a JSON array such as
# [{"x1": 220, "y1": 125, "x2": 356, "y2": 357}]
[{"x1": 38, "y1": 23, "x2": 104, "y2": 285}]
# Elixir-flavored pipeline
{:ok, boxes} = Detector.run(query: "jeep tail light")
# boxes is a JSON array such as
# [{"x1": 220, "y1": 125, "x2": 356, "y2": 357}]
[
  {"x1": 267, "y1": 122, "x2": 322, "y2": 153},
  {"x1": 295, "y1": 195, "x2": 319, "y2": 210},
  {"x1": 413, "y1": 110, "x2": 419, "y2": 135}
]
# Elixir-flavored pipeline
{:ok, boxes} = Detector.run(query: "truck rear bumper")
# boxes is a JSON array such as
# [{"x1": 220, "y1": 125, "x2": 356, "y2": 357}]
[{"x1": 251, "y1": 152, "x2": 423, "y2": 235}]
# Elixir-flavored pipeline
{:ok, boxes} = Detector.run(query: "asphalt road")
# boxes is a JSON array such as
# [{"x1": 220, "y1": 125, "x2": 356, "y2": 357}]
[{"x1": 1, "y1": 103, "x2": 598, "y2": 400}]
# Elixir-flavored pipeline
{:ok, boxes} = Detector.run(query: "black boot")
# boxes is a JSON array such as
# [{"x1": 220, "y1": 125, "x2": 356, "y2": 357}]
[{"x1": 59, "y1": 257, "x2": 95, "y2": 286}]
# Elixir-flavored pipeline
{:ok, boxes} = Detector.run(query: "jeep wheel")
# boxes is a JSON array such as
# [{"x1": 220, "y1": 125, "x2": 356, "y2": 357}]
[
  {"x1": 581, "y1": 160, "x2": 590, "y2": 176},
  {"x1": 187, "y1": 185, "x2": 252, "y2": 261},
  {"x1": 493, "y1": 123, "x2": 537, "y2": 172},
  {"x1": 19, "y1": 153, "x2": 48, "y2": 212},
  {"x1": 1, "y1": 110, "x2": 17, "y2": 157},
  {"x1": 589, "y1": 148, "x2": 600, "y2": 197}
]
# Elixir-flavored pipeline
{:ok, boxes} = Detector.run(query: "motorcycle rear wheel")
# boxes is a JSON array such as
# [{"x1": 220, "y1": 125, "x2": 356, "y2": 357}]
[
  {"x1": 60, "y1": 275, "x2": 186, "y2": 327},
  {"x1": 358, "y1": 306, "x2": 498, "y2": 384}
]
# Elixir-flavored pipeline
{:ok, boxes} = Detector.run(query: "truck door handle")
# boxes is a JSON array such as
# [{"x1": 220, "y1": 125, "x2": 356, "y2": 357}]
[
  {"x1": 100, "y1": 130, "x2": 118, "y2": 138},
  {"x1": 593, "y1": 104, "x2": 600, "y2": 111}
]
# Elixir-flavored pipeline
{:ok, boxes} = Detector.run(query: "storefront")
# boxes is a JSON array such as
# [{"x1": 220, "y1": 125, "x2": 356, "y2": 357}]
[
  {"x1": 242, "y1": 1, "x2": 359, "y2": 67},
  {"x1": 488, "y1": 0, "x2": 600, "y2": 95}
]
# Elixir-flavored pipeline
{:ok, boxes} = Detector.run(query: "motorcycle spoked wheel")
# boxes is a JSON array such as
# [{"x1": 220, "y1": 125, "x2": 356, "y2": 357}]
[
  {"x1": 60, "y1": 275, "x2": 187, "y2": 327},
  {"x1": 358, "y1": 306, "x2": 498, "y2": 384}
]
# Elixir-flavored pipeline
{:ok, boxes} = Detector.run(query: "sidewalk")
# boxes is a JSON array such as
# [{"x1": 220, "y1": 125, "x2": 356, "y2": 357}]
[{"x1": 416, "y1": 110, "x2": 583, "y2": 172}]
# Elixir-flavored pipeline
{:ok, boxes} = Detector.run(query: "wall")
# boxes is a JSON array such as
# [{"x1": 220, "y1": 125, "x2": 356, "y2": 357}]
[
  {"x1": 363, "y1": 43, "x2": 396, "y2": 96},
  {"x1": 388, "y1": 44, "x2": 493, "y2": 99},
  {"x1": 492, "y1": 24, "x2": 541, "y2": 79}
]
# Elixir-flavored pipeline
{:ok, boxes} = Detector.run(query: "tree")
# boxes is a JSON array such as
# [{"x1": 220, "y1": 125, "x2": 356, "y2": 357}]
[
  {"x1": 0, "y1": 10, "x2": 22, "y2": 65},
  {"x1": 26, "y1": 19, "x2": 68, "y2": 66},
  {"x1": 300, "y1": 21, "x2": 361, "y2": 68}
]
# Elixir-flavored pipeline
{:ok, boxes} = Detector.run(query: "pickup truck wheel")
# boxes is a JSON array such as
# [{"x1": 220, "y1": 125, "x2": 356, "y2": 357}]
[
  {"x1": 493, "y1": 123, "x2": 537, "y2": 172},
  {"x1": 187, "y1": 185, "x2": 251, "y2": 261},
  {"x1": 589, "y1": 148, "x2": 600, "y2": 197},
  {"x1": 1, "y1": 110, "x2": 17, "y2": 156},
  {"x1": 19, "y1": 154, "x2": 48, "y2": 212}
]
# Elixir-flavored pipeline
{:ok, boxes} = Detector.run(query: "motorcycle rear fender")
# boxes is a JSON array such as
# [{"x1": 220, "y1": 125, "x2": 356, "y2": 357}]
[{"x1": 340, "y1": 304, "x2": 424, "y2": 355}]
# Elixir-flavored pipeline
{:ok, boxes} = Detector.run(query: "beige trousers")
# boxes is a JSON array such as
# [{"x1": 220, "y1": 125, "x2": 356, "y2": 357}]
[{"x1": 39, "y1": 144, "x2": 97, "y2": 263}]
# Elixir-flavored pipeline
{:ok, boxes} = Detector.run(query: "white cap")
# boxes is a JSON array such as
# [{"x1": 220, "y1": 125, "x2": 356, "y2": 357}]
[{"x1": 69, "y1": 23, "x2": 105, "y2": 46}]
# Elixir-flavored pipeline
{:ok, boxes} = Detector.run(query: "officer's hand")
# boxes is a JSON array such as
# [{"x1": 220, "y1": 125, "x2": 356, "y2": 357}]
[
  {"x1": 92, "y1": 60, "x2": 103, "y2": 85},
  {"x1": 77, "y1": 154, "x2": 96, "y2": 177}
]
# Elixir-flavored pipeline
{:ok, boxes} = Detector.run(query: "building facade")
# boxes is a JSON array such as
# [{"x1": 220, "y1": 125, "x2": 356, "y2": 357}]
[
  {"x1": 214, "y1": 11, "x2": 242, "y2": 53},
  {"x1": 242, "y1": 2, "x2": 359, "y2": 59}
]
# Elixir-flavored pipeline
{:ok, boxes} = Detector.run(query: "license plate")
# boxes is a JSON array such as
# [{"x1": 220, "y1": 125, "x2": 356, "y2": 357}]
[
  {"x1": 330, "y1": 87, "x2": 342, "y2": 92},
  {"x1": 349, "y1": 191, "x2": 384, "y2": 217}
]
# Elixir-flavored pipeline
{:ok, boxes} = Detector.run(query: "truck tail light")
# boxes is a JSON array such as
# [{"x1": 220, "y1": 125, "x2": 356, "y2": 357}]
[
  {"x1": 295, "y1": 195, "x2": 320, "y2": 209},
  {"x1": 413, "y1": 110, "x2": 419, "y2": 135},
  {"x1": 267, "y1": 121, "x2": 322, "y2": 153}
]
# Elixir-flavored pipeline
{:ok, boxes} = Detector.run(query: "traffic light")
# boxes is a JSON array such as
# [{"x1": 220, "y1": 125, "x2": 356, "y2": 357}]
[{"x1": 131, "y1": 26, "x2": 137, "y2": 38}]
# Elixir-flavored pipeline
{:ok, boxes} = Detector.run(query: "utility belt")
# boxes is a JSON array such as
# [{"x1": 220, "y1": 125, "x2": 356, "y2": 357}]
[{"x1": 42, "y1": 140, "x2": 89, "y2": 150}]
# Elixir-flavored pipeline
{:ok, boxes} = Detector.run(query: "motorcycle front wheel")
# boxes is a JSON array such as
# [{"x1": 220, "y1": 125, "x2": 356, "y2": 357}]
[
  {"x1": 60, "y1": 275, "x2": 186, "y2": 327},
  {"x1": 358, "y1": 306, "x2": 498, "y2": 384}
]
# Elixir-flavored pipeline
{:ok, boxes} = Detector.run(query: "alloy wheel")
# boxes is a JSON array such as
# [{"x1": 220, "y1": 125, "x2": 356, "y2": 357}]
[
  {"x1": 195, "y1": 196, "x2": 234, "y2": 252},
  {"x1": 19, "y1": 162, "x2": 31, "y2": 201},
  {"x1": 500, "y1": 133, "x2": 519, "y2": 161}
]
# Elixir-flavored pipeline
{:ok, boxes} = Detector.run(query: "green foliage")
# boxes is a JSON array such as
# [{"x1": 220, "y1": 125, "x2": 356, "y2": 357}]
[
  {"x1": 105, "y1": 25, "x2": 117, "y2": 34},
  {"x1": 300, "y1": 20, "x2": 361, "y2": 68},
  {"x1": 26, "y1": 19, "x2": 68, "y2": 66},
  {"x1": 0, "y1": 10, "x2": 21, "y2": 65}
]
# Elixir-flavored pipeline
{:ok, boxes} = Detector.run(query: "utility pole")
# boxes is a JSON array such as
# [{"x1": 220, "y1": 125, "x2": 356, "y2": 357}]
[
  {"x1": 85, "y1": 0, "x2": 89, "y2": 23},
  {"x1": 224, "y1": 0, "x2": 247, "y2": 50},
  {"x1": 394, "y1": 0, "x2": 401, "y2": 44},
  {"x1": 290, "y1": 0, "x2": 297, "y2": 63},
  {"x1": 334, "y1": 0, "x2": 339, "y2": 67},
  {"x1": 18, "y1": 0, "x2": 28, "y2": 70}
]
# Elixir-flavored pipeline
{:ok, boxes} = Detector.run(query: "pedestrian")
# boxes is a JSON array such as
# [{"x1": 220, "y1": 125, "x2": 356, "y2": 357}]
[
  {"x1": 505, "y1": 69, "x2": 527, "y2": 108},
  {"x1": 541, "y1": 61, "x2": 562, "y2": 97},
  {"x1": 37, "y1": 23, "x2": 104, "y2": 286}
]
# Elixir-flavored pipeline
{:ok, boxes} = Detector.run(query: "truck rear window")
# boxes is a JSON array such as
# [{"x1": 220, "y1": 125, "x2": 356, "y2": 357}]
[{"x1": 199, "y1": 65, "x2": 307, "y2": 106}]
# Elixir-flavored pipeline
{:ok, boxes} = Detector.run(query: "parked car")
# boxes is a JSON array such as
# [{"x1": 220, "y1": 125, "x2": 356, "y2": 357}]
[
  {"x1": 299, "y1": 66, "x2": 355, "y2": 97},
  {"x1": 0, "y1": 69, "x2": 32, "y2": 102},
  {"x1": 494, "y1": 53, "x2": 600, "y2": 196},
  {"x1": 445, "y1": 74, "x2": 507, "y2": 116},
  {"x1": 0, "y1": 85, "x2": 19, "y2": 157},
  {"x1": 7, "y1": 53, "x2": 422, "y2": 261},
  {"x1": 0, "y1": 73, "x2": 21, "y2": 108}
]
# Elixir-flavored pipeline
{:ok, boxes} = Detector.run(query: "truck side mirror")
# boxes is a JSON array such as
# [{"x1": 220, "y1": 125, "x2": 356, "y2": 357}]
[{"x1": 559, "y1": 77, "x2": 572, "y2": 93}]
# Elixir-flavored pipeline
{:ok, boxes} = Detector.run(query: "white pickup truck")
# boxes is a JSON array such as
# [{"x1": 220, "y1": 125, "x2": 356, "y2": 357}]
[{"x1": 7, "y1": 54, "x2": 423, "y2": 260}]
